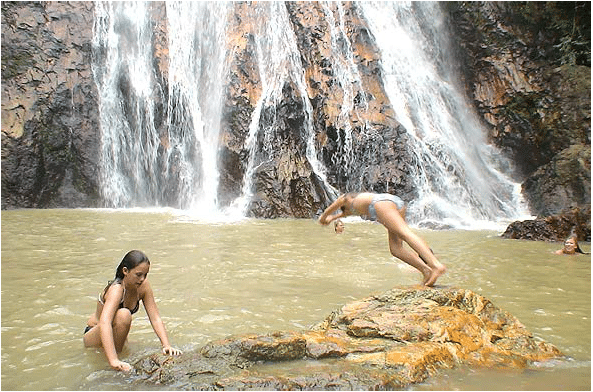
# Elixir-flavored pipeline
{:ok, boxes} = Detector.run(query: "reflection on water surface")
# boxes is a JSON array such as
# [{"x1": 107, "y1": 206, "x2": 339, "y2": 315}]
[{"x1": 1, "y1": 209, "x2": 590, "y2": 390}]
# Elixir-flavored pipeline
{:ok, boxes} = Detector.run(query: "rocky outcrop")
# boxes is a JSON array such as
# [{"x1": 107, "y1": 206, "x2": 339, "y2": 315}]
[
  {"x1": 502, "y1": 206, "x2": 591, "y2": 242},
  {"x1": 130, "y1": 287, "x2": 562, "y2": 390},
  {"x1": 446, "y1": 1, "x2": 590, "y2": 218},
  {"x1": 218, "y1": 2, "x2": 416, "y2": 218},
  {"x1": 501, "y1": 144, "x2": 591, "y2": 242},
  {"x1": 1, "y1": 1, "x2": 100, "y2": 208}
]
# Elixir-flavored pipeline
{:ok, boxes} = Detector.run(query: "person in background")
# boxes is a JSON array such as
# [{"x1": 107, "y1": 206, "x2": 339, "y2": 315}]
[
  {"x1": 84, "y1": 250, "x2": 182, "y2": 371},
  {"x1": 555, "y1": 236, "x2": 586, "y2": 255},
  {"x1": 319, "y1": 192, "x2": 446, "y2": 287},
  {"x1": 334, "y1": 219, "x2": 345, "y2": 234}
]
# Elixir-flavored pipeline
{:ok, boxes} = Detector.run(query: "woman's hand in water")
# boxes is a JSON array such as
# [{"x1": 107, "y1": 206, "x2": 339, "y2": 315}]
[
  {"x1": 162, "y1": 345, "x2": 182, "y2": 356},
  {"x1": 110, "y1": 360, "x2": 132, "y2": 372}
]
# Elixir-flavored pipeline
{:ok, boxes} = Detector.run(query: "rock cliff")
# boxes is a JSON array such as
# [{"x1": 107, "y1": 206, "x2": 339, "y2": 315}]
[
  {"x1": 129, "y1": 287, "x2": 563, "y2": 390},
  {"x1": 1, "y1": 2, "x2": 590, "y2": 235},
  {"x1": 1, "y1": 1, "x2": 100, "y2": 208},
  {"x1": 445, "y1": 2, "x2": 590, "y2": 219},
  {"x1": 219, "y1": 2, "x2": 416, "y2": 218}
]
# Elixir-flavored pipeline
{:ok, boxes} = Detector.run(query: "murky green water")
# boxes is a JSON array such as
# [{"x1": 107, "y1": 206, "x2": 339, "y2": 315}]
[{"x1": 1, "y1": 209, "x2": 590, "y2": 390}]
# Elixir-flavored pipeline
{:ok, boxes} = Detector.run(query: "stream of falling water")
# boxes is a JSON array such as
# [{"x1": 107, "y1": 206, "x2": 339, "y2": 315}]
[
  {"x1": 93, "y1": 1, "x2": 530, "y2": 228},
  {"x1": 165, "y1": 2, "x2": 230, "y2": 212},
  {"x1": 319, "y1": 2, "x2": 366, "y2": 179},
  {"x1": 359, "y1": 2, "x2": 530, "y2": 228},
  {"x1": 93, "y1": 1, "x2": 231, "y2": 213},
  {"x1": 227, "y1": 2, "x2": 339, "y2": 217},
  {"x1": 93, "y1": 1, "x2": 161, "y2": 208}
]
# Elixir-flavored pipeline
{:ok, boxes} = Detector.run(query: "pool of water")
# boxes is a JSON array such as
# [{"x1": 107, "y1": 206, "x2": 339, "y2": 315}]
[{"x1": 1, "y1": 209, "x2": 590, "y2": 390}]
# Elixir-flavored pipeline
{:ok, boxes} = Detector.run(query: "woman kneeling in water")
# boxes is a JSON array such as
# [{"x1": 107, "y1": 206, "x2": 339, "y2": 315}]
[
  {"x1": 84, "y1": 250, "x2": 181, "y2": 371},
  {"x1": 319, "y1": 192, "x2": 447, "y2": 287}
]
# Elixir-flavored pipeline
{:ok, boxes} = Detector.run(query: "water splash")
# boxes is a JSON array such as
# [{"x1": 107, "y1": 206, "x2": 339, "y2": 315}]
[{"x1": 359, "y1": 2, "x2": 530, "y2": 228}]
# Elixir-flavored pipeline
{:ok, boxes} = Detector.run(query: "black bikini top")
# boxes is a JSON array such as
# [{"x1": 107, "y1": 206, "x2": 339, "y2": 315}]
[{"x1": 99, "y1": 280, "x2": 140, "y2": 315}]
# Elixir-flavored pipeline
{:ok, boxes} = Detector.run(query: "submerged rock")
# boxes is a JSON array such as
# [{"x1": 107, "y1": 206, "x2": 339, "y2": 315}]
[{"x1": 130, "y1": 287, "x2": 563, "y2": 390}]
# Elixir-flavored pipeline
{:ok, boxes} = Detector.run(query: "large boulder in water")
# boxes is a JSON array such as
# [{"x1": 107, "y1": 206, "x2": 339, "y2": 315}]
[
  {"x1": 130, "y1": 287, "x2": 563, "y2": 390},
  {"x1": 501, "y1": 206, "x2": 591, "y2": 242}
]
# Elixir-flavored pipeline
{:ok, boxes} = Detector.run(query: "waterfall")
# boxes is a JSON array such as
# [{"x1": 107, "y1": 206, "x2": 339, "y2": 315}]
[
  {"x1": 93, "y1": 1, "x2": 161, "y2": 208},
  {"x1": 165, "y1": 2, "x2": 230, "y2": 213},
  {"x1": 93, "y1": 1, "x2": 230, "y2": 213},
  {"x1": 319, "y1": 2, "x2": 367, "y2": 182},
  {"x1": 359, "y1": 2, "x2": 530, "y2": 228},
  {"x1": 226, "y1": 2, "x2": 339, "y2": 217},
  {"x1": 93, "y1": 1, "x2": 528, "y2": 227}
]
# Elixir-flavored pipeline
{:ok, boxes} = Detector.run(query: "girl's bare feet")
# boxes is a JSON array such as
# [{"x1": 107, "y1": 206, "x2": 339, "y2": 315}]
[{"x1": 423, "y1": 265, "x2": 447, "y2": 287}]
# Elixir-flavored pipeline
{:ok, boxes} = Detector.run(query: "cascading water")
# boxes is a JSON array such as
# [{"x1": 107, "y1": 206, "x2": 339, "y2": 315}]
[
  {"x1": 319, "y1": 2, "x2": 366, "y2": 179},
  {"x1": 93, "y1": 1, "x2": 230, "y2": 214},
  {"x1": 164, "y1": 2, "x2": 230, "y2": 213},
  {"x1": 226, "y1": 2, "x2": 339, "y2": 216},
  {"x1": 359, "y1": 2, "x2": 530, "y2": 228},
  {"x1": 93, "y1": 1, "x2": 162, "y2": 208},
  {"x1": 93, "y1": 1, "x2": 529, "y2": 227}
]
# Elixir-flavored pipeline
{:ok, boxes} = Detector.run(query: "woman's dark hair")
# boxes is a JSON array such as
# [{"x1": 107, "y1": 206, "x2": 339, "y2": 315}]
[
  {"x1": 573, "y1": 239, "x2": 585, "y2": 254},
  {"x1": 114, "y1": 250, "x2": 150, "y2": 280},
  {"x1": 101, "y1": 250, "x2": 150, "y2": 300}
]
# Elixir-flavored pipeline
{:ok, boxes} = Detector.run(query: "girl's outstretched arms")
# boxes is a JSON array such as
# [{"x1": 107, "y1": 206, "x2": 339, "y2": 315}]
[
  {"x1": 318, "y1": 195, "x2": 347, "y2": 225},
  {"x1": 142, "y1": 281, "x2": 183, "y2": 356}
]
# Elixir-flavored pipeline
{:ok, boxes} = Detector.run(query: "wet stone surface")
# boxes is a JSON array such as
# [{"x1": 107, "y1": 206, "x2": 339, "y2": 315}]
[{"x1": 130, "y1": 286, "x2": 563, "y2": 390}]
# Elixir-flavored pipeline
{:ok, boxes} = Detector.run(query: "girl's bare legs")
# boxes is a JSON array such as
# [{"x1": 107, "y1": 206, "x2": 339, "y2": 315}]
[
  {"x1": 376, "y1": 202, "x2": 446, "y2": 286},
  {"x1": 83, "y1": 308, "x2": 133, "y2": 352},
  {"x1": 112, "y1": 309, "x2": 132, "y2": 352},
  {"x1": 388, "y1": 231, "x2": 433, "y2": 284}
]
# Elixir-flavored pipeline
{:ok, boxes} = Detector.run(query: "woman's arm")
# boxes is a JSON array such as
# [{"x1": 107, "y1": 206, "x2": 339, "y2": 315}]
[
  {"x1": 318, "y1": 194, "x2": 347, "y2": 225},
  {"x1": 141, "y1": 281, "x2": 182, "y2": 355},
  {"x1": 99, "y1": 285, "x2": 131, "y2": 371}
]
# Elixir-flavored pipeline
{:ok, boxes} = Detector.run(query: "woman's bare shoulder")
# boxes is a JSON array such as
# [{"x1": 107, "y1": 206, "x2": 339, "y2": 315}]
[
  {"x1": 138, "y1": 279, "x2": 153, "y2": 298},
  {"x1": 103, "y1": 282, "x2": 124, "y2": 302}
]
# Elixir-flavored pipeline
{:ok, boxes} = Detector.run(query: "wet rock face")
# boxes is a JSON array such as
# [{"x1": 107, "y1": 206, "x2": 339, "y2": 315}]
[
  {"x1": 283, "y1": 2, "x2": 416, "y2": 198},
  {"x1": 1, "y1": 1, "x2": 100, "y2": 208},
  {"x1": 219, "y1": 2, "x2": 416, "y2": 218},
  {"x1": 130, "y1": 287, "x2": 562, "y2": 390},
  {"x1": 522, "y1": 144, "x2": 591, "y2": 217},
  {"x1": 446, "y1": 1, "x2": 590, "y2": 217}
]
